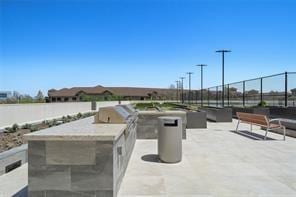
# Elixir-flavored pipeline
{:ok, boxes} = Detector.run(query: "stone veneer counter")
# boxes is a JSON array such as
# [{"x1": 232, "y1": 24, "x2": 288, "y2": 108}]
[
  {"x1": 25, "y1": 116, "x2": 136, "y2": 197},
  {"x1": 25, "y1": 117, "x2": 126, "y2": 141}
]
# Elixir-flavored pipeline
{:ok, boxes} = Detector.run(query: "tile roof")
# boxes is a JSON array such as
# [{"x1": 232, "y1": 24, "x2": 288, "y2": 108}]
[{"x1": 48, "y1": 85, "x2": 177, "y2": 97}]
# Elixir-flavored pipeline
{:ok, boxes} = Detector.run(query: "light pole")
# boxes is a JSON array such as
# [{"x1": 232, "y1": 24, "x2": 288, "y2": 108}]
[
  {"x1": 175, "y1": 80, "x2": 180, "y2": 102},
  {"x1": 216, "y1": 49, "x2": 231, "y2": 107},
  {"x1": 180, "y1": 77, "x2": 185, "y2": 104},
  {"x1": 186, "y1": 72, "x2": 193, "y2": 103},
  {"x1": 196, "y1": 64, "x2": 207, "y2": 106}
]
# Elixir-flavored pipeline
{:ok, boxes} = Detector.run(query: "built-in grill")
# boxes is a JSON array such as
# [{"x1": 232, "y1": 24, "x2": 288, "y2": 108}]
[{"x1": 94, "y1": 104, "x2": 138, "y2": 136}]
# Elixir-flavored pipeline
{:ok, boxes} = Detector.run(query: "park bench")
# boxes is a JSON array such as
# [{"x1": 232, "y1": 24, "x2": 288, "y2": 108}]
[{"x1": 236, "y1": 112, "x2": 286, "y2": 140}]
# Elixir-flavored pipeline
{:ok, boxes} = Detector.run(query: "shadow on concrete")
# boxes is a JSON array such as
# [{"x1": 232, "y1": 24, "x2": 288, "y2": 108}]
[
  {"x1": 141, "y1": 154, "x2": 161, "y2": 163},
  {"x1": 229, "y1": 130, "x2": 275, "y2": 141},
  {"x1": 12, "y1": 186, "x2": 27, "y2": 197}
]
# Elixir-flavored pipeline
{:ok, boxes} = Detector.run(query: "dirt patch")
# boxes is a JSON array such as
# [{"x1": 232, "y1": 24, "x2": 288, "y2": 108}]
[
  {"x1": 0, "y1": 112, "x2": 95, "y2": 153},
  {"x1": 0, "y1": 129, "x2": 31, "y2": 152}
]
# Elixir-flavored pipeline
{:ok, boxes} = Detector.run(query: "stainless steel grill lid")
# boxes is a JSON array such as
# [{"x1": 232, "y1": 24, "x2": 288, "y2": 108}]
[{"x1": 94, "y1": 105, "x2": 137, "y2": 124}]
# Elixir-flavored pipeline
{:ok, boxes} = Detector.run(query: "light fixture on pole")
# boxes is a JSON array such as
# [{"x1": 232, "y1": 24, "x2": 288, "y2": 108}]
[
  {"x1": 180, "y1": 77, "x2": 185, "y2": 104},
  {"x1": 216, "y1": 49, "x2": 231, "y2": 107},
  {"x1": 175, "y1": 80, "x2": 180, "y2": 102},
  {"x1": 196, "y1": 64, "x2": 207, "y2": 106},
  {"x1": 186, "y1": 72, "x2": 193, "y2": 104}
]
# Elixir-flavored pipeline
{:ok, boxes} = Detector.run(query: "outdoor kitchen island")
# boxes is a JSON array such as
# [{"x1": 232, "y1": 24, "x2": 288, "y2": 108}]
[{"x1": 25, "y1": 114, "x2": 136, "y2": 197}]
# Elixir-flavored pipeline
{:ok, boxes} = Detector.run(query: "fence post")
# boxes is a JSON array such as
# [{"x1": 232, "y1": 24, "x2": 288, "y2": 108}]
[
  {"x1": 227, "y1": 84, "x2": 230, "y2": 107},
  {"x1": 260, "y1": 77, "x2": 263, "y2": 104},
  {"x1": 195, "y1": 91, "x2": 197, "y2": 104},
  {"x1": 208, "y1": 88, "x2": 210, "y2": 106},
  {"x1": 243, "y1": 81, "x2": 245, "y2": 107},
  {"x1": 216, "y1": 86, "x2": 218, "y2": 107},
  {"x1": 285, "y1": 72, "x2": 288, "y2": 107},
  {"x1": 201, "y1": 89, "x2": 203, "y2": 107}
]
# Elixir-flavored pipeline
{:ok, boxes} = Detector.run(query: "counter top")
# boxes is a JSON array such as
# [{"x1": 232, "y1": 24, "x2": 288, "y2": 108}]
[
  {"x1": 25, "y1": 117, "x2": 127, "y2": 141},
  {"x1": 138, "y1": 110, "x2": 186, "y2": 115}
]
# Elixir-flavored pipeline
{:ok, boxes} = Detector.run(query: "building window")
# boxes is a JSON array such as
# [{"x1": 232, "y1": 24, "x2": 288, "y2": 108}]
[
  {"x1": 64, "y1": 97, "x2": 69, "y2": 102},
  {"x1": 72, "y1": 97, "x2": 77, "y2": 101}
]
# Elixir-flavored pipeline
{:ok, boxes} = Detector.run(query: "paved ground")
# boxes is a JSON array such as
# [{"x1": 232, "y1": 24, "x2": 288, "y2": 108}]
[
  {"x1": 0, "y1": 163, "x2": 27, "y2": 197},
  {"x1": 118, "y1": 120, "x2": 296, "y2": 197},
  {"x1": 2, "y1": 120, "x2": 296, "y2": 197}
]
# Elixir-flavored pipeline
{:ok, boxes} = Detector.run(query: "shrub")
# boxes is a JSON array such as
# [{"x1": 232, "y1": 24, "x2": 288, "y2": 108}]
[
  {"x1": 4, "y1": 127, "x2": 12, "y2": 133},
  {"x1": 77, "y1": 112, "x2": 82, "y2": 119},
  {"x1": 30, "y1": 126, "x2": 38, "y2": 132},
  {"x1": 135, "y1": 102, "x2": 160, "y2": 110},
  {"x1": 258, "y1": 100, "x2": 267, "y2": 107},
  {"x1": 62, "y1": 116, "x2": 68, "y2": 123},
  {"x1": 71, "y1": 116, "x2": 77, "y2": 121},
  {"x1": 11, "y1": 123, "x2": 19, "y2": 132},
  {"x1": 48, "y1": 121, "x2": 53, "y2": 127},
  {"x1": 52, "y1": 119, "x2": 57, "y2": 125},
  {"x1": 21, "y1": 123, "x2": 32, "y2": 129}
]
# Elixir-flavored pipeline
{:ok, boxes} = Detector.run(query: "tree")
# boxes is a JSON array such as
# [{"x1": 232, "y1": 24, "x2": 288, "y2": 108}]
[
  {"x1": 35, "y1": 90, "x2": 45, "y2": 102},
  {"x1": 20, "y1": 94, "x2": 33, "y2": 103},
  {"x1": 246, "y1": 89, "x2": 259, "y2": 96},
  {"x1": 229, "y1": 87, "x2": 239, "y2": 98},
  {"x1": 291, "y1": 88, "x2": 296, "y2": 96},
  {"x1": 169, "y1": 84, "x2": 176, "y2": 89}
]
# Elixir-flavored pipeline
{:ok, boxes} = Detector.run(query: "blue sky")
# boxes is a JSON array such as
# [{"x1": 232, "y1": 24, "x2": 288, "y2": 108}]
[{"x1": 0, "y1": 0, "x2": 295, "y2": 96}]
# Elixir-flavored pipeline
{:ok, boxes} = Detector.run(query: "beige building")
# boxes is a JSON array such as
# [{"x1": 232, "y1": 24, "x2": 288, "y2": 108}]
[{"x1": 47, "y1": 85, "x2": 178, "y2": 102}]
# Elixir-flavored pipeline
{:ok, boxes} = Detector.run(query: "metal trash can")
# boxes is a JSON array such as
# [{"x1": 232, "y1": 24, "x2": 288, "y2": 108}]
[{"x1": 157, "y1": 116, "x2": 182, "y2": 163}]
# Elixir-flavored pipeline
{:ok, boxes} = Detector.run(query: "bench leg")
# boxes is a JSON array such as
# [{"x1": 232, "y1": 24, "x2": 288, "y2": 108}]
[
  {"x1": 283, "y1": 126, "x2": 286, "y2": 141},
  {"x1": 250, "y1": 124, "x2": 253, "y2": 132},
  {"x1": 236, "y1": 120, "x2": 240, "y2": 132},
  {"x1": 264, "y1": 129, "x2": 269, "y2": 140}
]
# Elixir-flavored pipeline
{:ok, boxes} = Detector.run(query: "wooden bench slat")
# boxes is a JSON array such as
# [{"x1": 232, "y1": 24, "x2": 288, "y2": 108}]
[{"x1": 236, "y1": 112, "x2": 285, "y2": 140}]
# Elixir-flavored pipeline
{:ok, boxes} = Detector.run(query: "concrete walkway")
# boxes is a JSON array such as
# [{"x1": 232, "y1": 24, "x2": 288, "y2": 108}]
[
  {"x1": 119, "y1": 120, "x2": 296, "y2": 197},
  {"x1": 2, "y1": 120, "x2": 296, "y2": 196},
  {"x1": 0, "y1": 163, "x2": 27, "y2": 197}
]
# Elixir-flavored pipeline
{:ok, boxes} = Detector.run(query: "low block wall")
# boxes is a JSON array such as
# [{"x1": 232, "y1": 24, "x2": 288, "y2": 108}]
[
  {"x1": 232, "y1": 107, "x2": 270, "y2": 118},
  {"x1": 0, "y1": 144, "x2": 27, "y2": 175},
  {"x1": 186, "y1": 111, "x2": 207, "y2": 128},
  {"x1": 0, "y1": 101, "x2": 130, "y2": 129},
  {"x1": 136, "y1": 110, "x2": 187, "y2": 139},
  {"x1": 201, "y1": 107, "x2": 232, "y2": 122},
  {"x1": 269, "y1": 107, "x2": 296, "y2": 118}
]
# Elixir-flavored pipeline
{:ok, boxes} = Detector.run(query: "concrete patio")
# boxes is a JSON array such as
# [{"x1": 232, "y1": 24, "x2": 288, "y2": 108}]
[
  {"x1": 118, "y1": 120, "x2": 296, "y2": 197},
  {"x1": 2, "y1": 119, "x2": 296, "y2": 197}
]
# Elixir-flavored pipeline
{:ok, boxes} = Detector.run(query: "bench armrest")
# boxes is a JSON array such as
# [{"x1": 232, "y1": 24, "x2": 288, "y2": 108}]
[{"x1": 269, "y1": 119, "x2": 283, "y2": 127}]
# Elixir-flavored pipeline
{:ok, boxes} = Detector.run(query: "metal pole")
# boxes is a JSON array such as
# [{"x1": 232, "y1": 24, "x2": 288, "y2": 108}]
[
  {"x1": 216, "y1": 50, "x2": 231, "y2": 108},
  {"x1": 216, "y1": 86, "x2": 218, "y2": 107},
  {"x1": 186, "y1": 72, "x2": 193, "y2": 104},
  {"x1": 201, "y1": 66, "x2": 203, "y2": 106},
  {"x1": 285, "y1": 72, "x2": 288, "y2": 107},
  {"x1": 195, "y1": 90, "x2": 198, "y2": 104},
  {"x1": 222, "y1": 53, "x2": 224, "y2": 107},
  {"x1": 227, "y1": 84, "x2": 230, "y2": 106},
  {"x1": 243, "y1": 81, "x2": 246, "y2": 107},
  {"x1": 196, "y1": 64, "x2": 207, "y2": 106},
  {"x1": 208, "y1": 88, "x2": 210, "y2": 106},
  {"x1": 260, "y1": 78, "x2": 263, "y2": 104},
  {"x1": 180, "y1": 77, "x2": 185, "y2": 104},
  {"x1": 175, "y1": 80, "x2": 179, "y2": 102}
]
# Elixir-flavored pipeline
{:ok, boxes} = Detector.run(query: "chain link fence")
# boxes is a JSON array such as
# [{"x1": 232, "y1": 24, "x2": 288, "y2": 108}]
[{"x1": 181, "y1": 72, "x2": 296, "y2": 107}]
